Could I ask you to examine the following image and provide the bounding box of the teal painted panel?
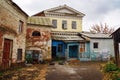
[67,43,79,59]
[86,42,90,54]
[69,45,78,58]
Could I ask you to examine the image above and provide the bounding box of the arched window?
[32,31,41,36]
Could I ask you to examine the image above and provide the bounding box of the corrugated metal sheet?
[27,17,52,26]
[81,32,111,39]
[51,31,88,41]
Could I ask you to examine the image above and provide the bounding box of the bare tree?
[90,23,114,34]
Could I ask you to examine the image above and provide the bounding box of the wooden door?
[2,39,13,69]
[69,45,78,58]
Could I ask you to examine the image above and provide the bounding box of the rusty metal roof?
[27,17,52,27]
[51,31,89,42]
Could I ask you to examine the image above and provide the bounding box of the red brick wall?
[26,25,52,60]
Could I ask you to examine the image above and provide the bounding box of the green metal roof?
[27,17,52,27]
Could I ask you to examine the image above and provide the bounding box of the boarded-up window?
[17,49,22,61]
[93,42,98,48]
[19,20,24,33]
[52,19,57,28]
[72,21,76,29]
[62,20,67,29]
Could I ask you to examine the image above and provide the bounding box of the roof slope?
[33,5,85,17]
[52,31,89,42]
[80,32,112,39]
[27,17,52,26]
[11,0,28,17]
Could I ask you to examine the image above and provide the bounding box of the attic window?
[32,31,41,36]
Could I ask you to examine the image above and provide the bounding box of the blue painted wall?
[52,40,66,57]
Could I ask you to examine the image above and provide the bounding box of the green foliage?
[0,72,3,76]
[111,71,120,80]
[104,62,118,72]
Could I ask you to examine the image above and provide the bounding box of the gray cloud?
[13,0,120,31]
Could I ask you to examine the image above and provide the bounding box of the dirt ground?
[0,61,105,80]
[46,61,104,80]
[0,64,47,80]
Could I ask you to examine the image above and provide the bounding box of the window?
[58,44,62,52]
[32,31,41,36]
[52,19,57,28]
[93,42,98,48]
[17,49,22,61]
[72,21,76,29]
[80,43,85,52]
[62,20,67,29]
[19,20,23,33]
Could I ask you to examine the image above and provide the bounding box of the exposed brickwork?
[0,0,28,68]
[26,25,52,60]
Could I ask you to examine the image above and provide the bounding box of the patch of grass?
[0,72,4,76]
[104,61,118,72]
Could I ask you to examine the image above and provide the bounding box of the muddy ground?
[0,61,105,80]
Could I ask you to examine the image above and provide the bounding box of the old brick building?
[0,0,28,69]
[26,17,52,63]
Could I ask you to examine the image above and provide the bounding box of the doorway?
[69,45,78,58]
[52,46,57,60]
[2,39,13,69]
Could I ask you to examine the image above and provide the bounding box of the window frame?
[80,42,85,52]
[32,31,41,36]
[52,19,57,28]
[93,42,99,49]
[72,21,77,29]
[17,49,22,61]
[19,20,24,33]
[62,20,67,29]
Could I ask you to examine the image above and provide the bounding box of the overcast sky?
[13,0,120,31]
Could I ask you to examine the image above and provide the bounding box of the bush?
[104,62,118,72]
[111,71,120,80]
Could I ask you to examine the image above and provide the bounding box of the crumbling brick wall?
[0,0,28,67]
[26,25,52,60]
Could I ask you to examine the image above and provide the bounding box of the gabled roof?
[34,5,85,17]
[27,17,52,27]
[80,32,112,39]
[11,0,28,17]
[111,27,120,35]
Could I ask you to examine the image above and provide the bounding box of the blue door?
[69,45,78,58]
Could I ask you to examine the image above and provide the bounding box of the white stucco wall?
[90,38,114,56]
